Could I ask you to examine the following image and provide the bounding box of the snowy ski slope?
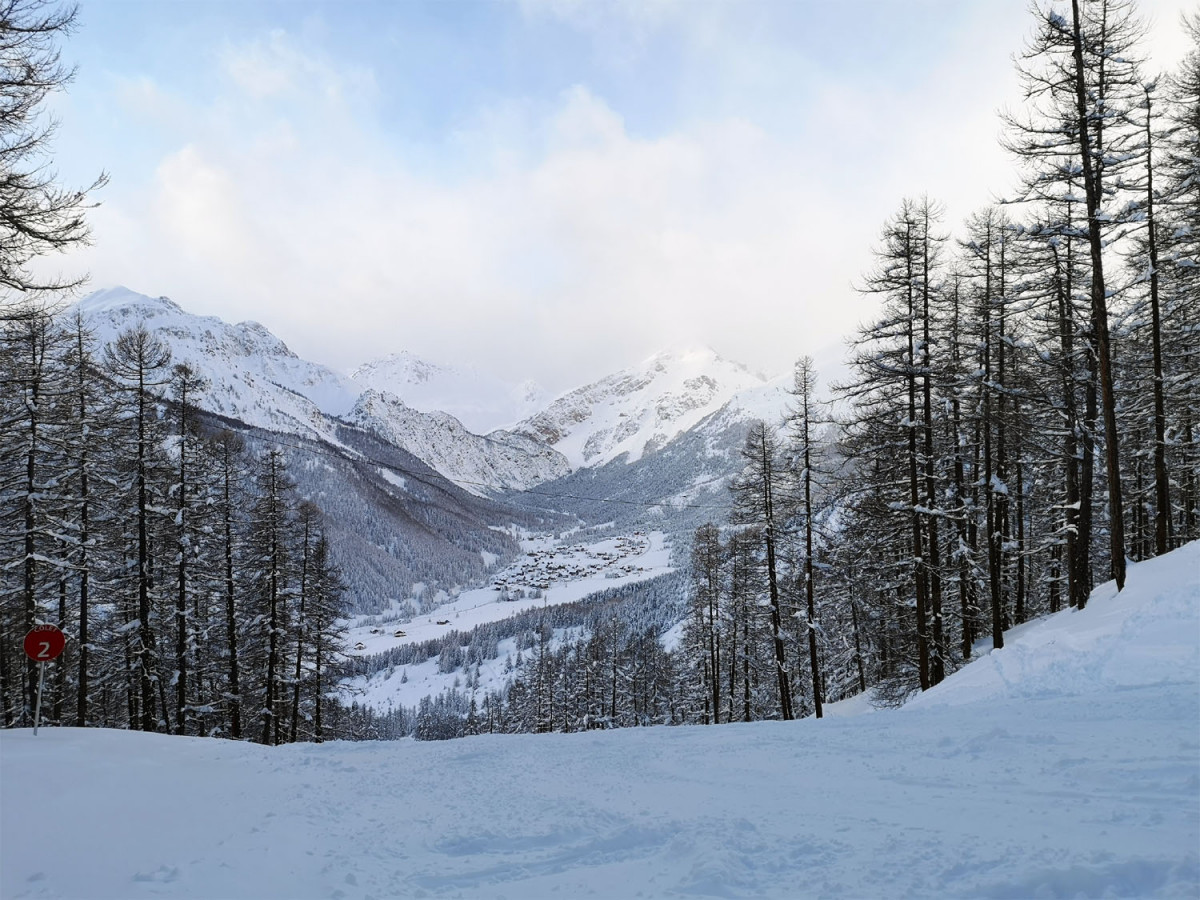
[2,542,1197,899]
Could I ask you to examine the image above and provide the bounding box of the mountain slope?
[506,375,791,534]
[907,540,1200,709]
[76,287,359,440]
[76,288,568,496]
[70,287,554,612]
[347,389,570,495]
[75,289,786,506]
[70,288,797,594]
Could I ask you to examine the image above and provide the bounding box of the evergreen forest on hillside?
[0,1,359,741]
[673,0,1199,723]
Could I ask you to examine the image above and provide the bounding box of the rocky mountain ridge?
[508,346,769,470]
[75,288,784,500]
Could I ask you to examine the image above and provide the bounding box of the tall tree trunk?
[1078,347,1099,608]
[1052,235,1084,610]
[135,368,157,732]
[54,564,66,723]
[996,233,1011,632]
[22,323,45,723]
[1070,0,1126,590]
[74,323,91,727]
[800,394,823,717]
[261,453,283,746]
[947,275,975,659]
[905,227,932,687]
[290,514,312,744]
[220,439,243,739]
[1142,87,1171,556]
[982,224,1005,649]
[174,380,190,735]
[759,430,794,720]
[919,216,944,685]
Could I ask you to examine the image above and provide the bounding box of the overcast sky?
[43,0,1194,393]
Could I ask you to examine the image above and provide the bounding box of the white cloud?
[69,62,876,389]
[220,28,377,105]
[53,2,1197,394]
[516,0,689,41]
[152,146,256,263]
[222,31,297,99]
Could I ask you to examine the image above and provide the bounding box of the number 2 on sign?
[37,641,51,659]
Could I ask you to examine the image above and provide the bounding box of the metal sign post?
[23,625,66,736]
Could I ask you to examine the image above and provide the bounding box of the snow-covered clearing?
[3,543,1198,899]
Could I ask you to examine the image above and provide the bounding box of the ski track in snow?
[2,543,1198,900]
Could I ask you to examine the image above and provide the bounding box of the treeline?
[0,309,353,742]
[680,0,1199,718]
[347,572,684,678]
[456,616,677,738]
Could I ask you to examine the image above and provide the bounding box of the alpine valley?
[70,286,793,712]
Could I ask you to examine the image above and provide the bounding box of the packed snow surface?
[3,544,1198,899]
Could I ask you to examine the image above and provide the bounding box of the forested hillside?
[0,310,358,738]
[672,0,1199,721]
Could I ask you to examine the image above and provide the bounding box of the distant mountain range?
[72,286,794,609]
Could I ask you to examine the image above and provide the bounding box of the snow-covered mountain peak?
[74,285,184,318]
[71,286,359,432]
[234,319,296,358]
[643,344,750,375]
[70,290,568,494]
[67,289,792,500]
[351,350,440,385]
[512,345,768,469]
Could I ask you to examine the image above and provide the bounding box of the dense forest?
[0,1,362,742]
[347,572,689,740]
[0,309,357,739]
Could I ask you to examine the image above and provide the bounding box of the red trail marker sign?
[23,625,66,735]
[24,625,65,662]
